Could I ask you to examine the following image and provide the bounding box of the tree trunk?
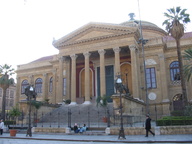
[176,39,188,108]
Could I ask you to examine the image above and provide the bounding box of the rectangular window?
[63,78,66,96]
[10,90,14,98]
[146,67,157,89]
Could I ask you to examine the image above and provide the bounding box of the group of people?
[73,123,87,133]
[0,115,153,137]
[0,119,4,135]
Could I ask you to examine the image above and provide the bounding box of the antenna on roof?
[137,0,149,115]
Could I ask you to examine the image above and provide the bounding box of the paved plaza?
[0,132,192,144]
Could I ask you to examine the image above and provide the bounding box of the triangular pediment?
[76,30,115,41]
[53,22,137,48]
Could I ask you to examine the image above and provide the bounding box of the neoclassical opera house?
[15,18,192,117]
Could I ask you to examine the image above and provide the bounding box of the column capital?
[28,75,33,78]
[83,52,91,58]
[58,56,67,62]
[52,69,57,74]
[129,44,138,51]
[43,73,47,77]
[98,49,106,55]
[70,54,78,60]
[158,54,165,60]
[113,47,121,53]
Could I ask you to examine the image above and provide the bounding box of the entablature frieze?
[59,38,136,56]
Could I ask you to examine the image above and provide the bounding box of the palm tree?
[163,7,190,107]
[183,48,192,81]
[0,64,15,120]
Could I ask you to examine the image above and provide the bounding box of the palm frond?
[176,6,181,14]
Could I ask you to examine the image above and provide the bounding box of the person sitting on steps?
[79,124,87,133]
[73,123,80,133]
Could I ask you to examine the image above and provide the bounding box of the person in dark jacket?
[145,115,155,137]
[73,123,79,133]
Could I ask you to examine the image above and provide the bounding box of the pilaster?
[42,73,48,101]
[15,77,21,106]
[158,54,170,115]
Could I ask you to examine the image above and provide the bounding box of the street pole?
[26,95,32,137]
[118,91,126,139]
[116,74,126,139]
[26,85,36,137]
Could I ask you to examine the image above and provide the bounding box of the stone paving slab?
[0,133,192,143]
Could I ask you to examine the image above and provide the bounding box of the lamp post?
[25,85,36,137]
[116,74,126,140]
[125,69,128,91]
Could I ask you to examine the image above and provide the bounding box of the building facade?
[0,85,16,110]
[15,19,192,117]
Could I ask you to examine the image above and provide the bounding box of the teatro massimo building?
[15,17,192,117]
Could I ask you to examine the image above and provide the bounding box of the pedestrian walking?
[145,114,155,137]
[0,119,4,135]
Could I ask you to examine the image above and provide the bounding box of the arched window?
[49,77,53,92]
[170,61,180,81]
[21,80,29,94]
[35,78,43,93]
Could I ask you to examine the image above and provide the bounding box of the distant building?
[0,84,16,110]
[15,18,192,118]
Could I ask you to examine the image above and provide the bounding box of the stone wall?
[108,126,192,135]
[33,127,66,133]
[32,125,192,135]
[112,94,146,116]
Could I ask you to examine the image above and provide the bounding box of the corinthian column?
[83,52,91,104]
[130,44,140,98]
[51,69,57,104]
[98,49,106,96]
[70,54,78,105]
[58,56,66,103]
[113,47,121,75]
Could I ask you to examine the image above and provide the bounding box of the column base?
[83,101,91,105]
[69,102,77,105]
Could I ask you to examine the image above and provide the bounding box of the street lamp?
[25,84,36,137]
[115,74,126,140]
[125,69,128,91]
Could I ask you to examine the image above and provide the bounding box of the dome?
[119,20,167,36]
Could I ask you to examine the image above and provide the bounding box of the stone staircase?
[40,102,114,131]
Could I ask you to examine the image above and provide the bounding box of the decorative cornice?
[59,26,132,44]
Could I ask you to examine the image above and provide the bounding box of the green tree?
[0,64,15,120]
[183,48,192,81]
[163,7,190,107]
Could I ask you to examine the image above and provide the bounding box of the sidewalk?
[0,132,192,143]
